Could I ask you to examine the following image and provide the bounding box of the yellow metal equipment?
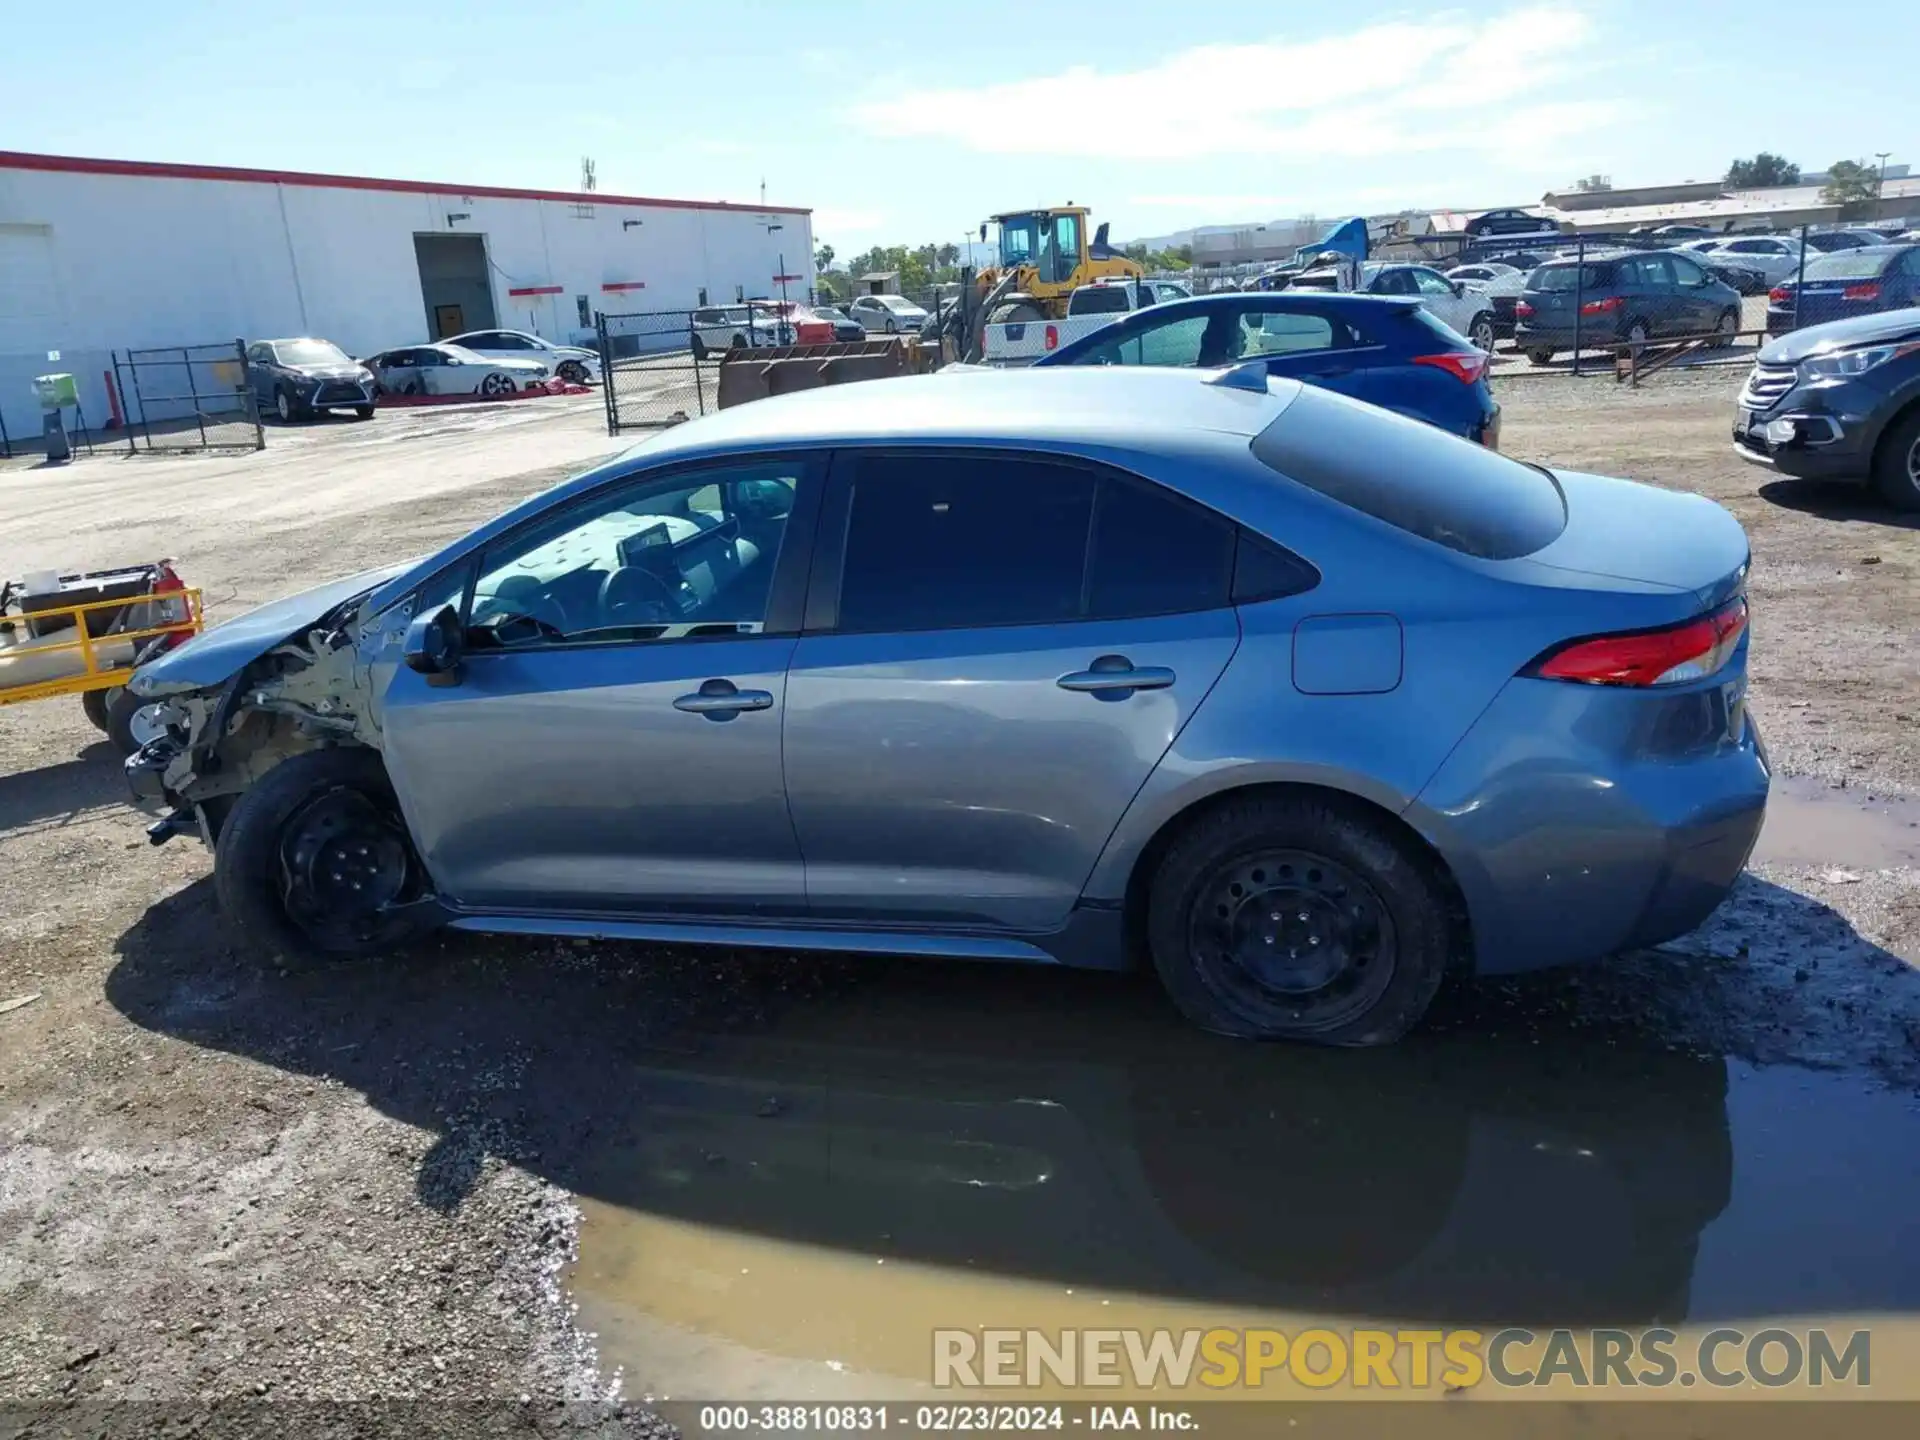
[976,206,1143,323]
[0,567,203,748]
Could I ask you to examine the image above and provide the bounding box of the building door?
[414,234,496,340]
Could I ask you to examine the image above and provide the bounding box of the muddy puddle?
[566,947,1920,1400]
[1751,774,1920,870]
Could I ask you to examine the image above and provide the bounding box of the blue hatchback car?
[126,369,1762,1046]
[1036,293,1501,447]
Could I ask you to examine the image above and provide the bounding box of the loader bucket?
[714,338,927,410]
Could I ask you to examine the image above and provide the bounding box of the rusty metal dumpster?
[715,337,929,410]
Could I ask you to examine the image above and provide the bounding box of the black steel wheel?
[1147,793,1453,1045]
[214,748,439,968]
[1187,849,1397,1029]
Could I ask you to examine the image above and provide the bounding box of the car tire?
[401,381,420,396]
[1145,793,1453,1046]
[103,685,153,757]
[1713,309,1739,348]
[557,360,589,384]
[213,747,437,970]
[81,687,112,733]
[273,385,301,423]
[1872,405,1920,512]
[690,335,708,361]
[1625,319,1650,356]
[729,335,746,351]
[1467,314,1496,351]
[884,317,898,334]
[480,372,515,397]
[353,404,375,420]
[1526,347,1555,365]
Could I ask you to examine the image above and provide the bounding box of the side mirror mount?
[404,604,464,687]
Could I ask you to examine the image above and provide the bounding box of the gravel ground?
[2,374,1917,1428]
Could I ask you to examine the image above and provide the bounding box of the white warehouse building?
[0,149,813,445]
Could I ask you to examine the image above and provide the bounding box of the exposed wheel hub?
[1190,849,1394,1027]
[282,789,409,934]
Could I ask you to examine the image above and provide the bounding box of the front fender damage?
[133,621,382,841]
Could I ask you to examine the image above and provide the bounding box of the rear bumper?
[1408,674,1769,975]
[1514,321,1620,350]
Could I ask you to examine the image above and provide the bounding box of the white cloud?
[850,5,1619,162]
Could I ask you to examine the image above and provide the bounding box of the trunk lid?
[1516,469,1748,608]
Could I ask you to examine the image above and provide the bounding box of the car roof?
[628,368,1306,460]
[360,369,1311,615]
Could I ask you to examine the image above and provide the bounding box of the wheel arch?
[1867,388,1920,479]
[1109,778,1475,975]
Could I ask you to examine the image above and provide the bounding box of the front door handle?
[1056,655,1176,693]
[673,679,774,716]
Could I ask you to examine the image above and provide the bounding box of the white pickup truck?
[979,278,1189,365]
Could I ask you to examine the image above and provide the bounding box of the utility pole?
[1875,151,1892,208]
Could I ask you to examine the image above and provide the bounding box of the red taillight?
[1044,324,1058,351]
[1768,286,1790,303]
[1514,300,1534,319]
[1413,351,1488,384]
[1843,282,1882,301]
[1530,598,1747,687]
[1579,295,1623,317]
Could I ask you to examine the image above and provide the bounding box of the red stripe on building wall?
[508,285,564,296]
[600,281,647,291]
[0,149,812,217]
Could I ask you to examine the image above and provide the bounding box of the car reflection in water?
[567,963,1732,1391]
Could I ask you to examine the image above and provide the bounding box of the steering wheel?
[598,565,679,627]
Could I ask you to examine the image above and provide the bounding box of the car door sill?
[444,909,1066,963]
[444,903,1130,970]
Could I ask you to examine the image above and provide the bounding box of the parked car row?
[245,327,599,421]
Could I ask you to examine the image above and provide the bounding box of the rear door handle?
[1056,656,1176,693]
[673,680,774,716]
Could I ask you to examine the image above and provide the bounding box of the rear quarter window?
[1250,387,1567,560]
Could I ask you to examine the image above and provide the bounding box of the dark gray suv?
[1515,250,1743,363]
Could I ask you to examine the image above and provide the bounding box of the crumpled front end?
[126,602,388,847]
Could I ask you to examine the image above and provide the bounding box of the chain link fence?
[111,341,264,451]
[595,310,708,433]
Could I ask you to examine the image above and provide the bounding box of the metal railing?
[0,585,205,706]
[111,340,264,452]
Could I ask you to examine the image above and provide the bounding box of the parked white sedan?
[363,344,550,397]
[848,294,930,333]
[444,329,601,384]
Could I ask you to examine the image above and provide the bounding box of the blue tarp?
[1293,217,1370,266]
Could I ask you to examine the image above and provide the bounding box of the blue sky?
[5,0,1912,253]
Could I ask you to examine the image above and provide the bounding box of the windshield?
[998,214,1039,268]
[273,339,351,366]
[1803,251,1898,281]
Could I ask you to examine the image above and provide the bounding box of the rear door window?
[830,453,1234,631]
[1251,386,1567,560]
